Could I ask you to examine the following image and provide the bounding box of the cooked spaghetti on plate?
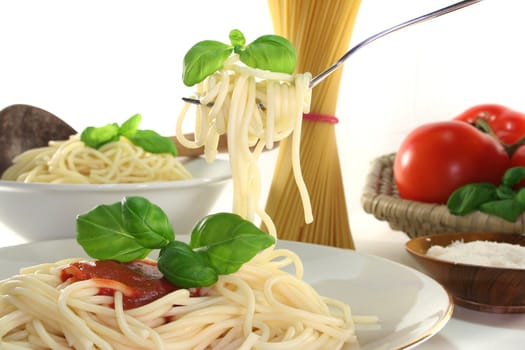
[0,247,363,349]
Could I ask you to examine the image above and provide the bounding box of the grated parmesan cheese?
[426,240,525,269]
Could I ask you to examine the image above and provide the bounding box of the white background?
[1,0,524,246]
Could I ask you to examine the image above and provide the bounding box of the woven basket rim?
[361,153,525,238]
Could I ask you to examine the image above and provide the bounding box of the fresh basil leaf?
[80,123,120,149]
[183,40,232,86]
[158,241,218,288]
[480,199,525,222]
[447,183,497,215]
[515,188,525,205]
[229,29,245,51]
[121,197,174,249]
[127,129,178,156]
[239,34,296,74]
[190,213,275,274]
[496,185,515,200]
[76,202,151,262]
[119,113,141,138]
[502,166,525,187]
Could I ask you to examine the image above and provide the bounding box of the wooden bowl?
[405,232,525,313]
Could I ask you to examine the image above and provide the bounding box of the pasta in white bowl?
[0,157,231,242]
[1,135,192,184]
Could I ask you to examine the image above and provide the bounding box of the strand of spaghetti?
[125,290,191,322]
[238,332,260,350]
[225,63,294,82]
[58,280,113,350]
[196,98,207,146]
[162,295,224,319]
[256,327,316,350]
[0,310,30,339]
[228,73,249,217]
[32,319,71,350]
[291,73,313,223]
[242,77,259,221]
[112,291,165,349]
[76,309,144,349]
[215,274,256,338]
[206,71,229,114]
[4,280,63,325]
[263,276,351,338]
[254,247,304,278]
[257,206,277,237]
[93,143,121,181]
[266,80,276,148]
[174,103,198,149]
[164,318,244,348]
[236,76,253,218]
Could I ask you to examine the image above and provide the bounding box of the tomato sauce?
[61,260,201,309]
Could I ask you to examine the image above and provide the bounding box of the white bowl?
[0,157,231,241]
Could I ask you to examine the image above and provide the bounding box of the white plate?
[0,239,452,350]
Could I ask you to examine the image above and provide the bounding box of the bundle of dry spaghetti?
[264,0,362,248]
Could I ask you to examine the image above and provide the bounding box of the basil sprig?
[80,114,178,156]
[447,167,525,222]
[76,196,275,288]
[182,29,296,86]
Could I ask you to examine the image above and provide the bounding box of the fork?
[183,0,483,106]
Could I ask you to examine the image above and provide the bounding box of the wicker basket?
[361,153,525,238]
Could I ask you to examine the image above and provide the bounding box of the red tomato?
[394,121,510,203]
[511,146,525,167]
[454,104,525,145]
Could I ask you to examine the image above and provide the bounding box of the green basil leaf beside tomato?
[501,166,525,187]
[447,167,525,222]
[480,199,525,222]
[182,40,233,86]
[447,183,497,216]
[76,202,151,262]
[121,196,174,249]
[515,187,525,205]
[239,34,296,74]
[158,241,218,288]
[190,213,275,274]
[496,185,515,200]
[127,129,178,156]
[510,147,525,187]
[80,123,120,149]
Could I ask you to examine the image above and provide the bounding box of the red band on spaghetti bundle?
[302,113,339,124]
